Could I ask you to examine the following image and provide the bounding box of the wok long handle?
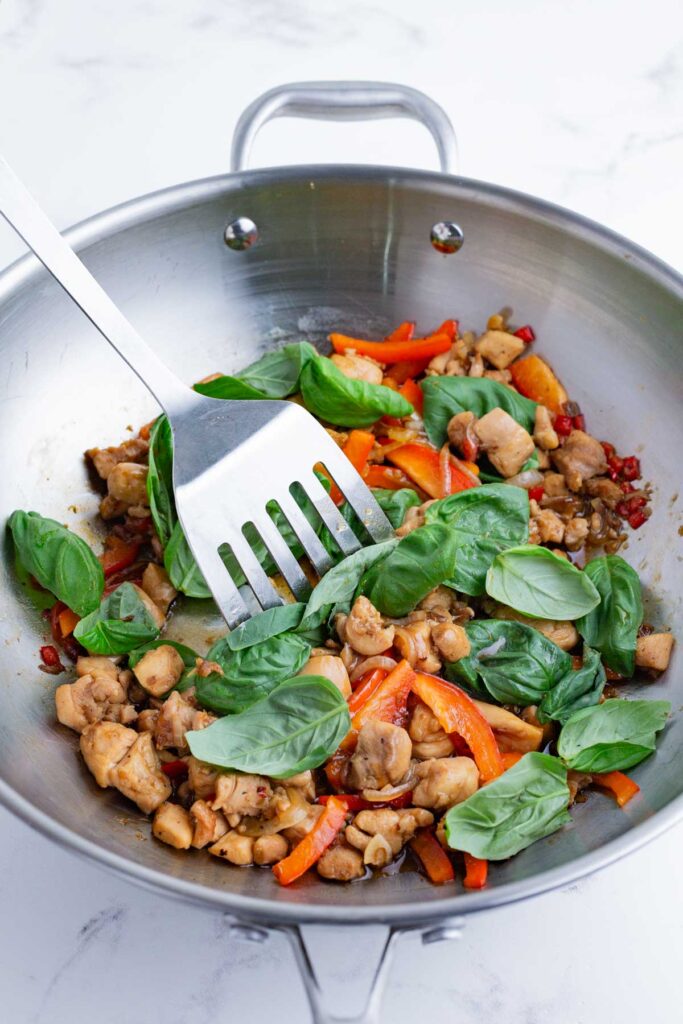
[230,81,459,175]
[0,155,196,418]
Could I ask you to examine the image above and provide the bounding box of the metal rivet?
[430,221,464,254]
[224,217,259,251]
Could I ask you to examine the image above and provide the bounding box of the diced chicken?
[75,656,119,678]
[136,708,159,733]
[431,621,470,663]
[533,405,560,450]
[109,731,172,813]
[253,834,289,865]
[584,477,623,507]
[408,702,454,759]
[475,329,525,370]
[535,508,565,544]
[152,802,193,850]
[298,654,351,698]
[473,700,544,753]
[79,721,137,787]
[491,604,578,651]
[211,773,273,818]
[154,691,196,751]
[419,586,464,615]
[447,410,476,450]
[474,408,535,478]
[346,808,434,863]
[187,756,219,800]
[282,803,324,844]
[347,721,412,790]
[342,596,395,656]
[133,645,185,698]
[520,705,555,747]
[330,352,384,384]
[543,472,568,497]
[395,499,435,537]
[55,671,137,734]
[394,619,441,673]
[317,841,366,881]
[412,756,479,811]
[563,517,589,551]
[484,369,513,385]
[208,830,254,865]
[567,770,593,805]
[190,799,228,849]
[279,770,316,801]
[141,563,177,615]
[636,633,675,673]
[468,353,485,377]
[107,462,148,506]
[130,584,166,630]
[551,430,608,492]
[86,437,149,480]
[99,495,128,520]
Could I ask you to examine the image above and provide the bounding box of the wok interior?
[0,168,680,916]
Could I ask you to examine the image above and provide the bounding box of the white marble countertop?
[0,1,681,1021]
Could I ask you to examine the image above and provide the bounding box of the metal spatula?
[0,156,393,626]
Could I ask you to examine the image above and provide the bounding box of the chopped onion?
[361,773,415,803]
[505,468,544,490]
[350,655,397,682]
[238,787,310,836]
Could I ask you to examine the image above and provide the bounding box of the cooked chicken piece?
[152,802,193,850]
[427,340,465,375]
[347,721,412,790]
[419,586,461,615]
[468,353,485,377]
[136,708,160,733]
[342,596,395,656]
[473,700,544,753]
[543,471,569,497]
[55,671,137,734]
[154,691,196,751]
[141,563,177,615]
[253,834,289,865]
[133,645,185,698]
[346,808,434,863]
[393,619,441,673]
[75,656,119,678]
[209,830,254,865]
[130,584,166,630]
[636,633,675,673]
[317,841,366,881]
[79,721,137,787]
[190,799,228,849]
[107,462,148,506]
[282,803,324,843]
[395,498,435,537]
[298,654,351,698]
[431,622,471,663]
[533,405,560,450]
[534,508,565,544]
[584,477,623,507]
[99,495,128,520]
[109,731,172,813]
[484,369,513,385]
[474,408,535,478]
[86,437,149,480]
[563,517,589,551]
[567,770,593,805]
[211,773,273,818]
[552,430,608,492]
[447,410,476,450]
[187,756,219,800]
[412,756,479,811]
[475,329,525,370]
[535,448,551,469]
[520,705,555,746]
[408,702,454,759]
[490,604,579,651]
[330,352,384,384]
[279,770,316,801]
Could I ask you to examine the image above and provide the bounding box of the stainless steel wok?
[0,82,681,1022]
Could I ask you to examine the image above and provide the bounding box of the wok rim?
[1,163,681,925]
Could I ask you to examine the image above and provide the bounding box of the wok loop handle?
[230,81,459,175]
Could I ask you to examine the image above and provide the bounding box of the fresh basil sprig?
[201,632,311,714]
[187,675,351,777]
[445,752,571,859]
[321,487,421,562]
[359,523,458,617]
[486,546,601,621]
[164,521,212,598]
[537,644,605,724]
[576,555,643,677]
[74,582,161,654]
[420,376,537,448]
[446,619,572,705]
[8,510,104,616]
[194,342,317,400]
[300,356,413,427]
[146,416,176,548]
[425,484,529,596]
[222,603,307,651]
[557,698,670,772]
[301,538,398,628]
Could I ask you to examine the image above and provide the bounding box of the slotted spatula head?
[171,393,394,627]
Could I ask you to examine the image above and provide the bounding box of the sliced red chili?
[572,413,586,431]
[40,645,63,669]
[621,456,641,481]
[600,441,616,458]
[628,509,648,530]
[513,325,536,343]
[161,759,189,780]
[528,485,544,502]
[554,415,573,436]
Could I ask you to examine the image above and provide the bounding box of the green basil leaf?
[74,581,160,654]
[300,356,413,428]
[445,752,571,859]
[537,644,606,724]
[301,538,398,628]
[12,547,57,611]
[223,603,307,651]
[187,675,351,777]
[557,698,670,772]
[445,619,572,705]
[128,637,200,692]
[576,556,643,677]
[486,545,601,620]
[200,632,311,714]
[193,376,267,400]
[421,376,537,448]
[8,510,104,617]
[321,487,421,562]
[163,521,212,598]
[425,484,529,596]
[194,342,318,400]
[146,415,176,548]
[360,523,458,617]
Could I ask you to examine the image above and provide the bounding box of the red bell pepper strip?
[58,607,80,638]
[410,830,455,885]
[329,332,452,365]
[501,751,524,771]
[592,771,640,807]
[351,660,415,732]
[384,358,432,384]
[386,442,478,499]
[100,535,142,577]
[328,429,375,505]
[399,378,423,415]
[430,319,459,341]
[318,790,413,811]
[348,668,388,706]
[362,464,417,492]
[386,321,415,342]
[463,853,488,889]
[412,673,504,782]
[272,795,348,885]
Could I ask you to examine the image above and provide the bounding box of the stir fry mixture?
[10,314,675,889]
